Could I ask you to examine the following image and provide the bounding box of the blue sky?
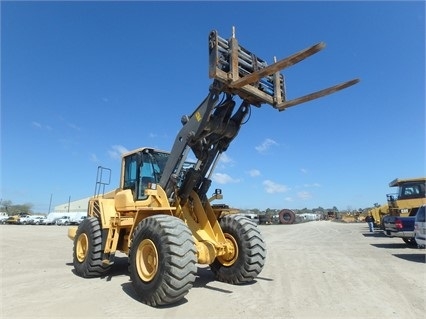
[1,1,425,213]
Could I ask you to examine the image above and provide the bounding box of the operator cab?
[397,182,426,200]
[121,148,169,200]
[121,148,195,201]
[387,178,426,202]
[386,177,426,216]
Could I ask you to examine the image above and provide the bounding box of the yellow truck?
[370,177,426,228]
[387,177,426,216]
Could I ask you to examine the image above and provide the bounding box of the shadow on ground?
[371,243,415,249]
[67,256,129,279]
[393,253,426,263]
[362,231,387,238]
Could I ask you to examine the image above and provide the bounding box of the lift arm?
[159,28,359,205]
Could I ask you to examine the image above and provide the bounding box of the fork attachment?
[208,27,359,110]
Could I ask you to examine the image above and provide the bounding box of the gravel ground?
[1,221,425,318]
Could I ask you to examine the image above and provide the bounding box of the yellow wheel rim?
[136,239,159,282]
[218,234,239,267]
[76,233,89,263]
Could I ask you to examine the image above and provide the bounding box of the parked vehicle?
[5,216,19,224]
[386,177,426,216]
[5,213,30,225]
[0,212,8,224]
[370,177,426,229]
[29,216,47,225]
[40,217,55,225]
[414,205,426,247]
[56,216,71,226]
[383,208,418,246]
[18,215,32,225]
[70,215,86,225]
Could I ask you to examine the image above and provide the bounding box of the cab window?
[416,206,425,222]
[399,182,425,199]
[123,154,138,193]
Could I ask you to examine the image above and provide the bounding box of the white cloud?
[303,183,321,188]
[212,173,240,184]
[255,138,278,153]
[297,191,312,200]
[219,153,234,164]
[32,121,42,128]
[248,169,261,177]
[263,180,289,194]
[300,168,308,174]
[32,121,52,130]
[90,153,99,163]
[68,123,81,131]
[108,145,128,160]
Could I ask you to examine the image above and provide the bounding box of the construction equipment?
[387,177,426,216]
[369,204,389,228]
[370,177,426,228]
[67,27,359,306]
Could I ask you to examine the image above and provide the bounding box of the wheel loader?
[67,27,359,306]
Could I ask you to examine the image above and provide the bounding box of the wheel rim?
[217,233,239,266]
[136,239,159,282]
[76,233,89,263]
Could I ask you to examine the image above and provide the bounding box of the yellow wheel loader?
[68,27,359,306]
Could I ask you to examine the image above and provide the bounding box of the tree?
[0,200,33,215]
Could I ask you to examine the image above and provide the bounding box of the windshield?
[416,206,425,222]
[123,150,195,200]
[398,182,426,199]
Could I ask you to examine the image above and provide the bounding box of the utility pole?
[67,196,71,213]
[48,194,52,214]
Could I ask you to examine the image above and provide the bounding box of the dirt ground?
[1,221,425,319]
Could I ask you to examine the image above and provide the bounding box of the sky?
[1,1,425,213]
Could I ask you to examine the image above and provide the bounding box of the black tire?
[403,237,418,247]
[73,217,111,277]
[258,214,268,225]
[279,209,296,224]
[210,215,266,284]
[129,215,197,307]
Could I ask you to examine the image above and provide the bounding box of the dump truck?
[371,177,426,228]
[386,177,426,216]
[68,27,359,306]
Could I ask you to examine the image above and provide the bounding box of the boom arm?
[159,28,359,205]
[159,81,249,204]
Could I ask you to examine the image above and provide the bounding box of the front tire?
[73,217,111,277]
[211,215,266,284]
[403,237,418,247]
[129,215,197,307]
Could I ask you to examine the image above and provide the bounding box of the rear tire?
[211,215,266,284]
[129,215,197,307]
[403,237,418,247]
[73,217,111,277]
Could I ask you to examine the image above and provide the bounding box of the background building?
[45,197,91,224]
[54,197,90,213]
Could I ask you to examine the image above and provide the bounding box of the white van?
[414,205,426,247]
[0,212,8,224]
